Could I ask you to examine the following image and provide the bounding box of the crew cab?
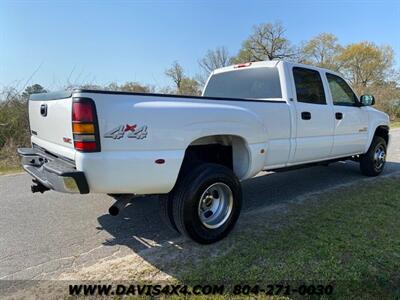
[18,61,390,244]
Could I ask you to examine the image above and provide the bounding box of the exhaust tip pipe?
[108,194,134,216]
[108,205,119,216]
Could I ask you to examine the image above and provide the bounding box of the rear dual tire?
[159,163,242,244]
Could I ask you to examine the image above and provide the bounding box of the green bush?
[0,89,31,168]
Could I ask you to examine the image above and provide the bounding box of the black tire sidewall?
[361,136,387,176]
[159,194,179,232]
[175,164,242,244]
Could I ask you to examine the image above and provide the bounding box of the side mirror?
[360,95,375,106]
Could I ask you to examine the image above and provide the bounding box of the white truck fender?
[180,106,269,180]
[364,109,390,153]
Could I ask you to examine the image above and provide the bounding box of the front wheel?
[360,136,387,176]
[171,163,242,244]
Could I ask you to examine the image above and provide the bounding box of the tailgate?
[29,91,75,159]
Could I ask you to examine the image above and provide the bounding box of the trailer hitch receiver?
[31,180,50,194]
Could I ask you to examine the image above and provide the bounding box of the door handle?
[40,104,48,117]
[335,112,343,120]
[301,111,311,120]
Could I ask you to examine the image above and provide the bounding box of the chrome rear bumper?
[17,147,89,194]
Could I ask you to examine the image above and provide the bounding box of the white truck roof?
[212,60,280,75]
[212,60,345,85]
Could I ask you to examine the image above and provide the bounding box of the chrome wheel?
[198,182,233,229]
[373,144,386,170]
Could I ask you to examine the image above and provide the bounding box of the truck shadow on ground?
[96,160,400,278]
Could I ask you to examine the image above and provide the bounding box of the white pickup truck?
[18,61,390,243]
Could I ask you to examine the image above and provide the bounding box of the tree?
[179,78,201,96]
[197,47,231,86]
[165,61,184,90]
[232,21,296,63]
[165,61,200,95]
[356,80,400,120]
[117,82,154,93]
[337,42,394,88]
[157,86,175,95]
[21,84,47,99]
[300,33,343,70]
[198,46,231,74]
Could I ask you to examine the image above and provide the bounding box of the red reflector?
[72,102,94,122]
[74,141,98,152]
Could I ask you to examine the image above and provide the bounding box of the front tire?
[360,136,387,176]
[171,163,242,244]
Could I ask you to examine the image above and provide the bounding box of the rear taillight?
[72,98,101,152]
[72,102,94,122]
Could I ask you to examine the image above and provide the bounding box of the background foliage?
[1,21,399,169]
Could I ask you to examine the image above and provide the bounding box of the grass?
[29,174,399,299]
[391,121,400,128]
[0,155,22,175]
[0,165,22,175]
[180,176,400,299]
[0,143,23,175]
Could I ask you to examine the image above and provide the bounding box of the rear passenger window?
[293,67,326,105]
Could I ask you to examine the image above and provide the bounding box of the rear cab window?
[203,67,282,100]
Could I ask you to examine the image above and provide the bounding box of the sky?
[0,0,399,91]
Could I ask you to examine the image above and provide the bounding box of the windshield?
[203,67,282,99]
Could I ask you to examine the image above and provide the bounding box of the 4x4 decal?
[104,124,148,139]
